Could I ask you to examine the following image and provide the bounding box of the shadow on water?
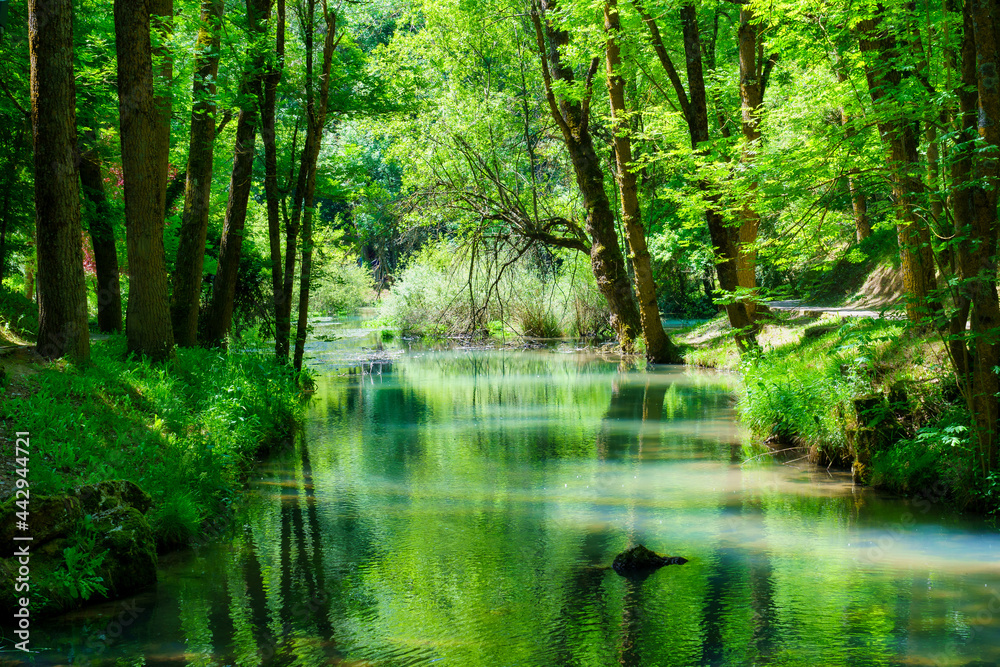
[13,343,1000,666]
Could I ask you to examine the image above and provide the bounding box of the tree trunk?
[736,7,770,322]
[172,0,223,346]
[531,0,642,353]
[263,0,285,359]
[680,3,756,348]
[115,0,174,361]
[964,0,1000,473]
[857,10,938,323]
[79,131,123,333]
[835,89,871,241]
[603,0,680,363]
[293,0,338,372]
[205,0,269,347]
[29,0,90,361]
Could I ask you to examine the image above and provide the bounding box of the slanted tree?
[531,0,642,353]
[262,0,286,359]
[293,0,340,372]
[29,0,89,361]
[115,0,174,360]
[632,0,756,349]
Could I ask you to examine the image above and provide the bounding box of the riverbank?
[678,310,998,518]
[0,331,304,616]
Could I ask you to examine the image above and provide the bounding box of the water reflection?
[20,350,1000,666]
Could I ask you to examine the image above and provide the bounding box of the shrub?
[376,238,608,339]
[312,261,374,315]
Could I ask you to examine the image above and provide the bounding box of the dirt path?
[766,299,904,319]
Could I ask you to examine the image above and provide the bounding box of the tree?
[172,0,224,347]
[205,0,270,347]
[29,0,89,361]
[856,5,938,323]
[79,129,123,333]
[603,0,680,362]
[292,0,340,372]
[531,0,642,353]
[115,0,174,361]
[632,0,757,349]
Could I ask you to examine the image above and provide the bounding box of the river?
[22,327,1000,666]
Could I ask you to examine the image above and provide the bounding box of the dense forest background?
[4,0,1000,477]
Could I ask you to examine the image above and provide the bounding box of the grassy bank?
[679,312,997,517]
[1,333,303,547]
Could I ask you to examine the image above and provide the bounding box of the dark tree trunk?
[29,0,90,361]
[172,0,223,346]
[263,0,285,359]
[531,0,642,353]
[293,0,338,372]
[115,0,174,361]
[205,0,269,347]
[955,0,1000,473]
[635,0,755,348]
[79,131,123,333]
[603,0,680,363]
[680,3,756,347]
[736,7,775,322]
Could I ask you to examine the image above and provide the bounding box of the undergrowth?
[0,330,303,548]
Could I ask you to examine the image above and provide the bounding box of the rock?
[93,505,157,597]
[0,479,157,617]
[612,545,687,577]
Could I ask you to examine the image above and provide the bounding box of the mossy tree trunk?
[29,0,90,361]
[115,0,174,361]
[172,0,224,347]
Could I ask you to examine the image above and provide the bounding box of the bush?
[312,261,374,315]
[376,238,609,339]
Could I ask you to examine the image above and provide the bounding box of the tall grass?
[376,238,610,338]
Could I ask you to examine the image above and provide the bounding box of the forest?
[3,0,1000,661]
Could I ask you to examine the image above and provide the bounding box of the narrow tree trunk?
[205,0,269,347]
[172,0,223,346]
[680,3,756,348]
[836,97,871,241]
[531,0,642,353]
[263,0,286,359]
[79,131,123,333]
[29,0,90,361]
[603,0,680,363]
[115,0,174,361]
[293,0,338,372]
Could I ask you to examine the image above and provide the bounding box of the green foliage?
[376,238,609,339]
[43,515,108,606]
[738,318,908,453]
[869,413,974,495]
[0,284,38,339]
[0,334,303,547]
[312,261,375,315]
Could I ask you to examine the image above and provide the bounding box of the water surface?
[19,340,1000,666]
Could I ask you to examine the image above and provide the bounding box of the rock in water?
[612,545,688,576]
